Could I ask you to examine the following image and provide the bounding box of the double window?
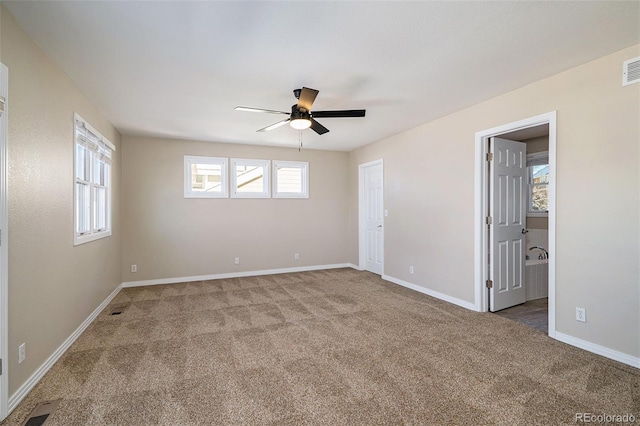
[184,156,309,199]
[74,114,114,245]
[527,151,549,216]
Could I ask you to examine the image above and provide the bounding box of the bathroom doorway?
[474,112,556,337]
[493,125,550,332]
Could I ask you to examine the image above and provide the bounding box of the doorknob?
[377,225,382,228]
[522,228,528,234]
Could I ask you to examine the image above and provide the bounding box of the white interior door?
[489,137,527,311]
[363,162,383,274]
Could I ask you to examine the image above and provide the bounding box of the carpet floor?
[2,269,638,425]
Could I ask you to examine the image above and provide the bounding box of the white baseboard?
[7,283,123,413]
[382,274,478,311]
[554,332,640,369]
[122,263,354,288]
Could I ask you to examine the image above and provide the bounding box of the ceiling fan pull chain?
[299,130,303,151]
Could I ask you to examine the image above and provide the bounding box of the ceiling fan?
[235,87,366,135]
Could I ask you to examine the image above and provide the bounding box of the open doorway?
[474,112,556,338]
[492,125,550,333]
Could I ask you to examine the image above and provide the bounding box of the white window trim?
[230,158,270,198]
[73,113,114,246]
[527,151,549,217]
[184,156,229,198]
[272,160,309,199]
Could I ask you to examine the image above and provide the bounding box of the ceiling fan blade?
[311,109,366,118]
[235,106,289,115]
[257,118,290,132]
[310,118,329,135]
[297,87,319,111]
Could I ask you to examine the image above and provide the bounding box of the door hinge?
[486,279,493,289]
[486,216,492,225]
[486,152,493,161]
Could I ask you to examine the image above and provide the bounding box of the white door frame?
[474,111,557,338]
[358,159,384,272]
[0,62,9,419]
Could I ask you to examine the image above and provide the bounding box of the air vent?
[109,303,129,316]
[21,399,61,426]
[622,56,640,86]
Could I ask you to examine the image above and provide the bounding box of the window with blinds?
[74,113,115,245]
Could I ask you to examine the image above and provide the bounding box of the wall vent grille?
[622,56,640,86]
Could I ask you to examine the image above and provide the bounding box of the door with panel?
[489,137,527,311]
[364,163,383,274]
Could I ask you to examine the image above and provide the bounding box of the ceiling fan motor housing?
[291,104,310,119]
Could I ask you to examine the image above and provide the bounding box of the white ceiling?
[4,1,639,151]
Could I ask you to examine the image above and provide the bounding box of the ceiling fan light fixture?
[290,118,312,130]
[236,87,365,136]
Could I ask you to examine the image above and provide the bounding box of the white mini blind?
[526,151,548,167]
[74,115,115,162]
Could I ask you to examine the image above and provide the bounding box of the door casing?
[358,159,384,273]
[474,111,557,338]
[0,62,9,420]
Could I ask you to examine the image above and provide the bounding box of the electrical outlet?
[409,266,414,274]
[576,307,586,323]
[18,343,25,364]
[235,257,240,265]
[131,264,137,273]
[294,253,300,260]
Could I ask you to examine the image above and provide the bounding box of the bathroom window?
[527,151,549,216]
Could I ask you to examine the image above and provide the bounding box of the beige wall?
[1,8,122,395]
[121,136,350,282]
[525,135,549,154]
[349,45,640,358]
[526,217,548,230]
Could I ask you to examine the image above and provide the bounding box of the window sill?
[230,193,271,199]
[184,193,228,199]
[273,193,309,199]
[74,230,111,246]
